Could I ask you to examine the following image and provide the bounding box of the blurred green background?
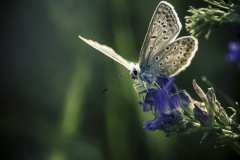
[1,0,240,159]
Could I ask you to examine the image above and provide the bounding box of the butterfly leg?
[133,83,140,93]
[143,81,149,92]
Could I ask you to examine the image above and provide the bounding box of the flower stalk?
[185,0,240,38]
[139,77,240,150]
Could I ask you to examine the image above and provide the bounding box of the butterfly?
[79,1,198,92]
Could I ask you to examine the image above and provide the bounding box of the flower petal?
[179,90,194,116]
[193,105,215,126]
[143,118,162,131]
[139,92,154,112]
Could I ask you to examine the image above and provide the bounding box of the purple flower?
[225,42,240,69]
[154,88,182,124]
[193,105,215,126]
[139,92,154,112]
[143,118,162,131]
[139,76,184,134]
[179,90,194,116]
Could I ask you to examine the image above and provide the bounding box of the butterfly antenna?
[102,70,129,93]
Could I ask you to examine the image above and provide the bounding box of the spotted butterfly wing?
[148,36,198,77]
[139,1,182,68]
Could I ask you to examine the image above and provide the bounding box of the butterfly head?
[129,63,140,80]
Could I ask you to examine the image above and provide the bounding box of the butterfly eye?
[133,70,138,76]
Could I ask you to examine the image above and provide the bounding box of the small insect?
[79,1,198,92]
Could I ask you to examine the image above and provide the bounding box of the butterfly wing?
[148,36,198,77]
[79,35,133,70]
[139,1,182,67]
